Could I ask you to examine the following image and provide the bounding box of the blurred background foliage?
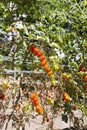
[0,0,87,69]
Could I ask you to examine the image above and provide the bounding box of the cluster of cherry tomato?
[30,92,43,114]
[29,45,53,78]
[61,73,72,102]
[62,92,72,102]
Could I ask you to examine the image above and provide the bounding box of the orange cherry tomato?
[33,48,39,55]
[30,92,37,100]
[39,55,45,62]
[44,64,51,72]
[62,92,72,101]
[48,71,53,76]
[40,60,47,66]
[36,105,43,114]
[83,75,87,82]
[37,51,43,57]
[32,97,39,106]
[64,96,72,101]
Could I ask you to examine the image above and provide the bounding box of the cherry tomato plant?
[0,0,87,130]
